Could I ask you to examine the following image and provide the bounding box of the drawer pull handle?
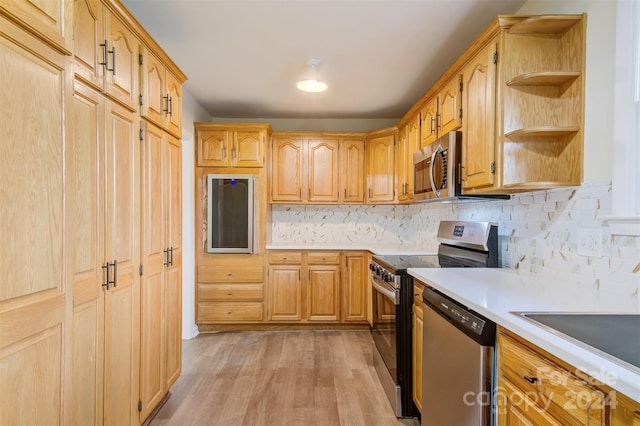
[523,375,538,384]
[227,292,232,296]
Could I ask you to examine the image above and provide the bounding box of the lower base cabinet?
[267,251,368,324]
[497,327,640,426]
[196,255,266,323]
[412,292,424,413]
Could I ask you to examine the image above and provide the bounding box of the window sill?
[604,216,640,236]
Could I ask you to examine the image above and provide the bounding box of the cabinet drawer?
[198,284,263,301]
[197,302,263,322]
[306,252,340,265]
[499,332,605,426]
[268,252,302,264]
[197,265,263,283]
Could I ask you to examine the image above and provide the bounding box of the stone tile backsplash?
[271,181,640,301]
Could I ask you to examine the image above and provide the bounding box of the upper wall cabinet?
[196,123,271,168]
[1,0,69,50]
[461,14,586,194]
[270,133,365,204]
[140,46,183,138]
[461,40,498,191]
[74,0,139,111]
[366,131,396,203]
[397,114,419,202]
[420,75,462,148]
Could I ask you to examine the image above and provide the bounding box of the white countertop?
[407,267,640,403]
[266,243,433,256]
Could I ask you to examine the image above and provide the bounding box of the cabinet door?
[104,9,138,110]
[233,130,264,167]
[0,21,67,425]
[67,80,104,426]
[341,253,366,322]
[308,139,339,202]
[497,379,563,426]
[140,48,166,130]
[166,72,182,138]
[420,96,438,147]
[406,113,420,199]
[271,138,303,202]
[307,265,340,322]
[104,100,140,426]
[412,301,423,413]
[462,41,497,191]
[139,121,165,421]
[339,139,365,202]
[73,0,104,89]
[396,126,409,202]
[438,74,462,135]
[197,129,229,167]
[164,134,182,389]
[268,265,302,321]
[1,0,67,49]
[367,135,395,203]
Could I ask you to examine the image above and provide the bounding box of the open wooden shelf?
[506,71,581,87]
[508,15,582,35]
[505,126,580,139]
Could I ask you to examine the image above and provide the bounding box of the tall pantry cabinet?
[0,6,71,425]
[0,0,186,424]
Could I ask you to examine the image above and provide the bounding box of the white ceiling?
[122,0,526,120]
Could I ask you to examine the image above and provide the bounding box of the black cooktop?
[522,313,640,371]
[372,255,442,275]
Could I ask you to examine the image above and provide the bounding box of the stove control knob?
[369,263,375,271]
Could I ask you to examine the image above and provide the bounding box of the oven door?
[370,273,399,381]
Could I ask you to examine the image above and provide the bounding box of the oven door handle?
[371,276,398,305]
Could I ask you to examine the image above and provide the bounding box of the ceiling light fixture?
[297,58,328,93]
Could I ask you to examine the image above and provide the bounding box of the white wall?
[210,117,398,132]
[181,90,210,339]
[516,0,617,183]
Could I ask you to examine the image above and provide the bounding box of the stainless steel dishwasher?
[422,287,496,426]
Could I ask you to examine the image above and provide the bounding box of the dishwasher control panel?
[423,287,488,337]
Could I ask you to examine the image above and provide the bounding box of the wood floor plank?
[149,330,419,426]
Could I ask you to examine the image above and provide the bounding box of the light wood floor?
[149,330,420,426]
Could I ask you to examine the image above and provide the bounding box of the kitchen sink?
[513,312,640,372]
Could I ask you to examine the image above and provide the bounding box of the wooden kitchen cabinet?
[268,253,303,321]
[67,78,141,426]
[461,39,498,191]
[366,130,396,203]
[497,328,607,426]
[139,121,182,421]
[461,15,585,194]
[497,328,640,426]
[397,113,419,203]
[341,252,368,323]
[1,0,68,50]
[197,255,265,323]
[340,139,366,203]
[140,46,183,138]
[270,133,365,204]
[267,251,344,323]
[74,0,139,111]
[412,281,427,413]
[420,75,462,148]
[1,16,69,424]
[308,138,340,202]
[196,123,270,168]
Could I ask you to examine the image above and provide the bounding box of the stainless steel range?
[370,221,499,418]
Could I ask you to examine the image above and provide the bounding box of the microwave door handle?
[430,144,442,197]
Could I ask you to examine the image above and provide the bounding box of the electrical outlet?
[577,227,603,257]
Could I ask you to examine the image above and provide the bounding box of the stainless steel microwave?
[413,131,462,203]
